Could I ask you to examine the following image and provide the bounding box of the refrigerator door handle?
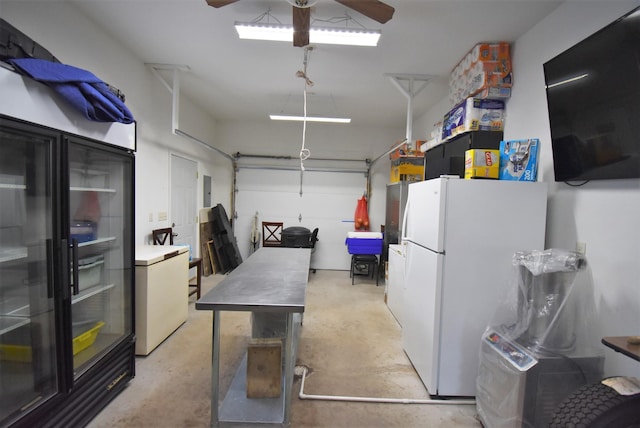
[70,238,79,296]
[46,238,55,299]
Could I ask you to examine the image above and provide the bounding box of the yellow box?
[0,344,32,362]
[390,165,424,183]
[72,321,105,355]
[390,157,424,183]
[465,149,499,179]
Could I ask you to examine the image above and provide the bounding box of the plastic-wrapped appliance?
[476,249,604,428]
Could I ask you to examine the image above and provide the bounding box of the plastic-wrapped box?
[442,98,505,141]
[449,42,512,105]
[499,139,539,181]
[345,231,383,255]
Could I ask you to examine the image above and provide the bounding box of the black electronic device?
[543,6,640,181]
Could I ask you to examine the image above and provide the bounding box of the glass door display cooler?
[0,65,136,427]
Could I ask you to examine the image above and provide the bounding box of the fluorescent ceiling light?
[270,114,351,123]
[235,22,381,46]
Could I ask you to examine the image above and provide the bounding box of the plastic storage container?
[77,255,104,290]
[345,231,383,255]
[70,220,97,243]
[281,227,311,248]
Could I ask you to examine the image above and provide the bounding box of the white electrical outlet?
[576,241,587,256]
[148,213,153,222]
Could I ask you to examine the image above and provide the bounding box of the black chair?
[308,228,319,274]
[350,254,379,286]
[151,227,202,299]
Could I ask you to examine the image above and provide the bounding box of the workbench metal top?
[195,247,311,313]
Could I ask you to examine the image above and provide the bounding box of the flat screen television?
[543,6,640,181]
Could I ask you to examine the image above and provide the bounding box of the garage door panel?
[234,168,366,269]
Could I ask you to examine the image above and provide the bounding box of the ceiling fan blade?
[293,6,310,47]
[205,0,240,8]
[334,0,395,24]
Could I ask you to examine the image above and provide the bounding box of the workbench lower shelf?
[219,313,301,426]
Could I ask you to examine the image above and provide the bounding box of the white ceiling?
[71,0,562,128]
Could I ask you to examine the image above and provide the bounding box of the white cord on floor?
[297,366,476,405]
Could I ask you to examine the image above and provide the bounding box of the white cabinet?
[134,245,189,355]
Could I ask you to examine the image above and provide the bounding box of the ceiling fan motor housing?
[289,0,318,8]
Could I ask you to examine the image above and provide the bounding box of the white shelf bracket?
[386,73,434,143]
[146,63,234,161]
[147,63,190,133]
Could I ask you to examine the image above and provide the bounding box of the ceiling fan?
[205,0,395,47]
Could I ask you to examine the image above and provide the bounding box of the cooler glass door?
[0,120,59,425]
[67,137,133,378]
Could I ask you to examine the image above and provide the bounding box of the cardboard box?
[389,141,424,159]
[448,42,512,105]
[465,149,499,179]
[247,338,282,398]
[442,98,505,141]
[499,139,539,181]
[390,157,424,183]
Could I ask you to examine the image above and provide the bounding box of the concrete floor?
[88,270,481,428]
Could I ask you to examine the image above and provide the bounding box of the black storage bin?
[425,156,465,180]
[282,227,311,248]
[443,130,503,159]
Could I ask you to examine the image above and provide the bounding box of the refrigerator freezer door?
[403,179,447,252]
[402,242,443,395]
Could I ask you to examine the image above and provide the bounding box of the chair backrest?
[309,228,319,248]
[262,222,283,247]
[152,227,174,245]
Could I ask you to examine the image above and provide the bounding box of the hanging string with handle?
[297,46,313,173]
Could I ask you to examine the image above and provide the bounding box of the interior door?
[0,120,59,425]
[170,154,197,257]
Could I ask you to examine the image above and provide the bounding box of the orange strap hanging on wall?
[354,195,370,231]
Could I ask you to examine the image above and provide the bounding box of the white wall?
[417,0,640,379]
[2,1,232,253]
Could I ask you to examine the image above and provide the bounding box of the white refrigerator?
[401,177,547,397]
